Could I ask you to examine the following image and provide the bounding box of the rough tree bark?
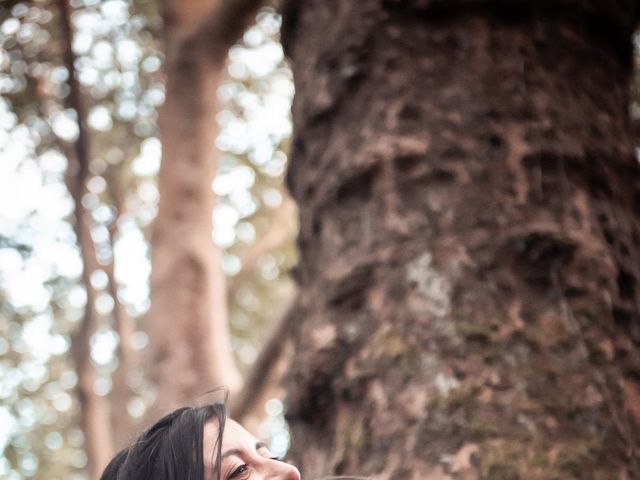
[147,0,263,410]
[282,1,640,479]
[58,0,113,477]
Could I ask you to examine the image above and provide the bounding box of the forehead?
[202,419,259,478]
[225,419,256,444]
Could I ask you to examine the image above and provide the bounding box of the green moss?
[485,463,520,480]
[381,332,408,359]
[556,439,604,476]
[331,407,366,473]
[452,310,495,339]
[366,327,408,360]
[363,326,429,380]
[475,436,609,480]
[467,415,504,442]
[567,300,606,325]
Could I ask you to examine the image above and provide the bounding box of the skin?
[204,419,301,480]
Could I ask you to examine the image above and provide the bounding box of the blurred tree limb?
[146,0,266,412]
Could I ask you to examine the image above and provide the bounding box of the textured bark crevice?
[146,0,264,412]
[283,1,640,479]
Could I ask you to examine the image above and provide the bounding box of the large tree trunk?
[147,0,262,409]
[282,2,640,478]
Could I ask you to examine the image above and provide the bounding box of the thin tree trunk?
[283,1,640,478]
[147,0,263,410]
[106,233,136,448]
[105,181,136,448]
[57,0,113,477]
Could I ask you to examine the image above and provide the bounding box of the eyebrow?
[221,442,268,459]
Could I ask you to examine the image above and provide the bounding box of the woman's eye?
[229,464,248,479]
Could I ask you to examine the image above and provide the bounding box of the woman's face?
[203,418,301,480]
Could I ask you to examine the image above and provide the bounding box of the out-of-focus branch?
[166,0,267,65]
[227,194,296,300]
[228,195,297,421]
[57,0,114,477]
[104,171,137,448]
[229,304,295,422]
[195,0,269,64]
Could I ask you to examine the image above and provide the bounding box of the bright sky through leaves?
[1,1,294,477]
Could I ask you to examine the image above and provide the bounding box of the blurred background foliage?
[0,0,295,478]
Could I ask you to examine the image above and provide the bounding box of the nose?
[265,458,301,480]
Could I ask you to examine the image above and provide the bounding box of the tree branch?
[229,304,295,421]
[228,194,296,420]
[227,194,296,300]
[177,0,267,65]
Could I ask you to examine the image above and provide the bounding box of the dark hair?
[100,403,227,480]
